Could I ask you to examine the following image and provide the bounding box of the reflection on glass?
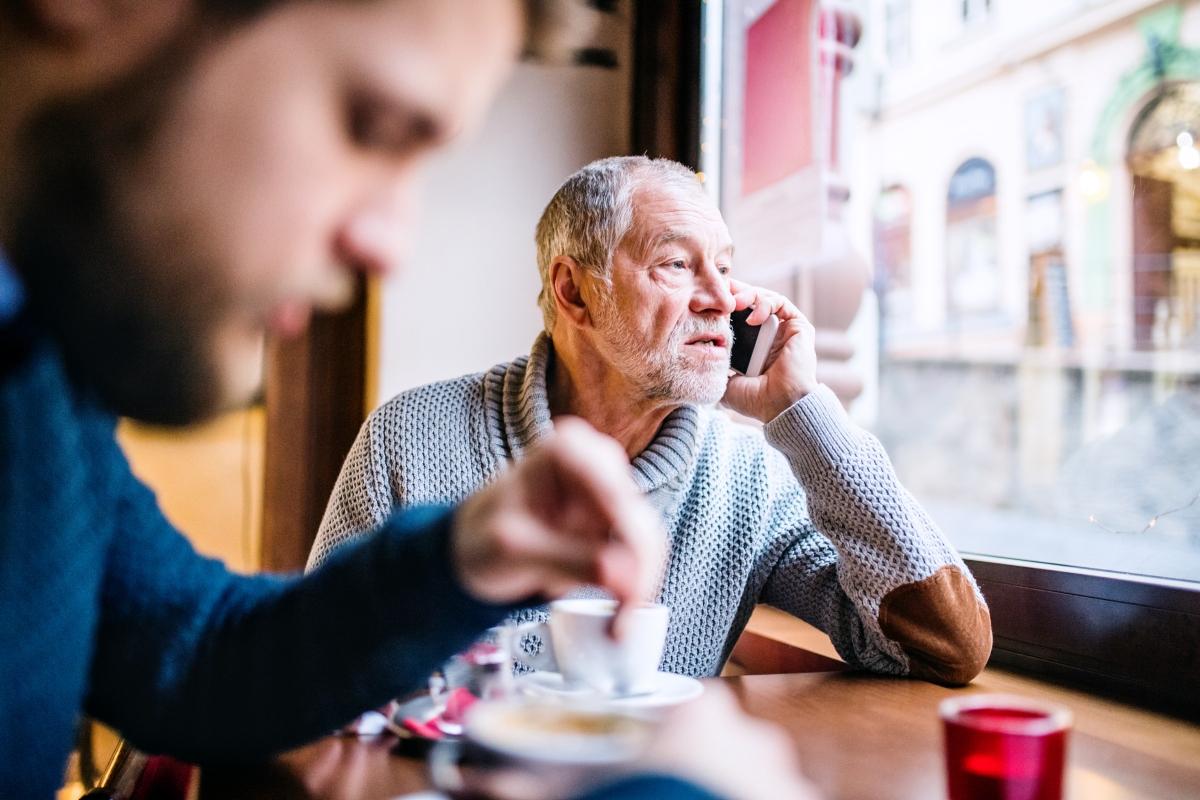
[712,0,1200,583]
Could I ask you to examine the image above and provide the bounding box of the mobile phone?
[729,308,780,377]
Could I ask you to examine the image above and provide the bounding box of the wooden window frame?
[261,276,369,573]
[968,557,1200,719]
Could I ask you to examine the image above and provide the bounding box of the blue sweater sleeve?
[577,775,726,800]
[85,444,514,760]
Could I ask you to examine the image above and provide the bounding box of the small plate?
[514,670,704,709]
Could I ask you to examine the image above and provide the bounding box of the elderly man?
[310,156,993,685]
[0,2,820,798]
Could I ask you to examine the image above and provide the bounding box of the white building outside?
[836,0,1200,580]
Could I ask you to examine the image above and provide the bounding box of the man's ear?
[549,255,594,329]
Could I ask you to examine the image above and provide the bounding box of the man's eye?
[348,97,421,155]
[669,259,687,270]
[718,265,731,275]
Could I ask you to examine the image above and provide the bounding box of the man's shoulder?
[1,322,114,434]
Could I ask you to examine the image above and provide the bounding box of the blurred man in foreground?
[0,2,816,798]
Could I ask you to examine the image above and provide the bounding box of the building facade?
[853,0,1200,363]
[848,0,1200,573]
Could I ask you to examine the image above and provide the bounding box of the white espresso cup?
[513,599,670,696]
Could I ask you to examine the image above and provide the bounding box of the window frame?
[960,0,993,28]
[967,557,1200,719]
[884,0,912,67]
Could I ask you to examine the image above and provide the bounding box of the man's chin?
[97,373,222,427]
[690,388,729,406]
[673,372,729,406]
[95,338,261,426]
[217,336,266,407]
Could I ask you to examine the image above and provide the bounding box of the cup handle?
[505,621,557,672]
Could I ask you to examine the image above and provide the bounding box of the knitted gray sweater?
[308,335,987,679]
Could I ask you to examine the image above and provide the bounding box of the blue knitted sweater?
[0,260,716,800]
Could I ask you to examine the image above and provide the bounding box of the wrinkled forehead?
[621,182,733,259]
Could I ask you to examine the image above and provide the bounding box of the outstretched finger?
[541,419,667,607]
[747,292,800,326]
[767,317,812,362]
[599,541,667,640]
[729,279,760,314]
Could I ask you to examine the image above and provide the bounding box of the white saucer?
[514,670,704,709]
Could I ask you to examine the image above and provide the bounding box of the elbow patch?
[878,565,993,686]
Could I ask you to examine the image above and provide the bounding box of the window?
[874,184,914,338]
[1025,189,1072,347]
[884,0,911,65]
[1127,82,1200,349]
[945,157,1002,326]
[961,0,992,28]
[708,0,1200,706]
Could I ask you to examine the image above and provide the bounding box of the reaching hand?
[721,279,819,424]
[450,417,666,628]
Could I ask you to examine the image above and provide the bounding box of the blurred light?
[1078,160,1110,203]
[1177,131,1194,149]
[1179,145,1200,170]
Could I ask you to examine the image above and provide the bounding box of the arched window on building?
[1025,189,1073,348]
[1127,81,1200,350]
[945,157,1000,328]
[873,184,912,347]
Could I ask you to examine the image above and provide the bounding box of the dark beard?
[8,28,239,426]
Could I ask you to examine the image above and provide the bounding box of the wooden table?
[200,668,1200,800]
[728,670,1200,800]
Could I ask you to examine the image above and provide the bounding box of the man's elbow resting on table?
[877,565,993,686]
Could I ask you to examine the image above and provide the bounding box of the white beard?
[592,297,731,405]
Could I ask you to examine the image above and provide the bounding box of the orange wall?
[116,408,264,573]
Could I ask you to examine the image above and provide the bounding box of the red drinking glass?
[940,693,1072,800]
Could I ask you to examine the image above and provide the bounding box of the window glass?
[961,0,992,27]
[708,0,1200,583]
[884,0,911,65]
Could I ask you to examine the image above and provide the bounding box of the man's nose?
[334,181,418,277]
[691,264,736,315]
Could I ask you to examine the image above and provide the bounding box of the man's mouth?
[684,333,728,349]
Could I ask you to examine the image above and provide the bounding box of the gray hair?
[534,155,705,332]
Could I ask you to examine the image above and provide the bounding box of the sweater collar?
[484,333,703,494]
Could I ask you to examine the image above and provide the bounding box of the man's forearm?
[89,501,515,759]
[763,386,992,684]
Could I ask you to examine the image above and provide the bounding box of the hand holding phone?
[729,308,780,378]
